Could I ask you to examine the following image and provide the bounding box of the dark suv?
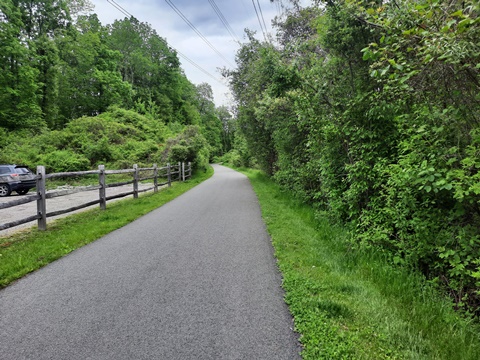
[0,165,37,197]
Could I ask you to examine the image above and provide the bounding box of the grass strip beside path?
[0,166,213,288]
[241,168,480,360]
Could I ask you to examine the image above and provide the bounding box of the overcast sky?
[88,0,306,107]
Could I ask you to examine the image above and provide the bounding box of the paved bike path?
[0,165,301,359]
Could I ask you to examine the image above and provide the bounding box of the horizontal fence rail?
[0,162,192,232]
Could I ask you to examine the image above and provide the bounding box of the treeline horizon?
[1,0,235,172]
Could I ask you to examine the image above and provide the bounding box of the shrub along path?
[0,165,301,359]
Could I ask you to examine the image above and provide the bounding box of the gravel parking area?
[0,183,155,237]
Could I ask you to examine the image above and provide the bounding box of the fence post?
[182,162,185,182]
[188,162,192,179]
[167,163,171,187]
[133,164,139,199]
[178,162,181,181]
[99,164,106,210]
[153,163,158,193]
[36,166,47,231]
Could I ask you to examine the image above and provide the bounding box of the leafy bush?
[219,134,256,168]
[168,144,191,164]
[39,150,90,173]
[225,0,480,316]
[163,125,211,171]
[0,108,174,172]
[218,150,242,167]
[82,137,118,166]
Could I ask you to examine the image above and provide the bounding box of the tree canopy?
[0,1,226,171]
[0,1,226,132]
[225,0,480,316]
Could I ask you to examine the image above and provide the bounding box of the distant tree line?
[225,0,480,316]
[0,0,235,171]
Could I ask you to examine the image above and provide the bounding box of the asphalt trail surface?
[0,165,301,359]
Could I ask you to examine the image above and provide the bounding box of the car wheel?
[0,183,11,197]
[16,189,29,195]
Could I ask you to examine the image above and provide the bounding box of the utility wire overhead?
[240,0,249,13]
[251,0,267,41]
[276,0,281,16]
[256,0,269,37]
[105,0,224,86]
[106,0,132,18]
[165,0,235,68]
[176,50,224,85]
[208,0,239,43]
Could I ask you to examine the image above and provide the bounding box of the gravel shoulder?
[0,182,155,237]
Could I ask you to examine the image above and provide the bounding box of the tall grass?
[242,168,480,359]
[0,167,213,288]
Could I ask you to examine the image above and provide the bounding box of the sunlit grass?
[241,168,480,360]
[0,166,213,288]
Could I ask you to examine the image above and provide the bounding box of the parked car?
[0,165,37,197]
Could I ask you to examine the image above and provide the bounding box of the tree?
[216,105,235,153]
[0,1,42,130]
[56,14,131,125]
[227,0,480,315]
[194,83,223,157]
[107,17,182,122]
[12,0,74,128]
[224,31,280,175]
[356,0,480,313]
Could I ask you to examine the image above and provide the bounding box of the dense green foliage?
[241,167,480,359]
[0,106,217,172]
[0,0,227,170]
[225,0,480,315]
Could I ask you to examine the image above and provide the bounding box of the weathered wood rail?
[0,162,192,232]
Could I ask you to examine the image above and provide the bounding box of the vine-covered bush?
[39,150,90,173]
[0,108,171,170]
[163,125,211,171]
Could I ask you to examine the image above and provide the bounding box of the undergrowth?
[241,167,480,360]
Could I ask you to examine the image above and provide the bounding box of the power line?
[106,0,132,18]
[105,0,224,86]
[251,0,267,41]
[276,0,281,17]
[165,0,235,68]
[176,50,224,85]
[208,0,239,43]
[256,0,269,36]
[240,0,249,13]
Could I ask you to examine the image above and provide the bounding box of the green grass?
[0,166,213,288]
[240,167,480,360]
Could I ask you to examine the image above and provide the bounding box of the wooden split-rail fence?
[0,162,192,232]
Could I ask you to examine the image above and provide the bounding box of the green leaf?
[450,10,464,17]
[362,49,371,60]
